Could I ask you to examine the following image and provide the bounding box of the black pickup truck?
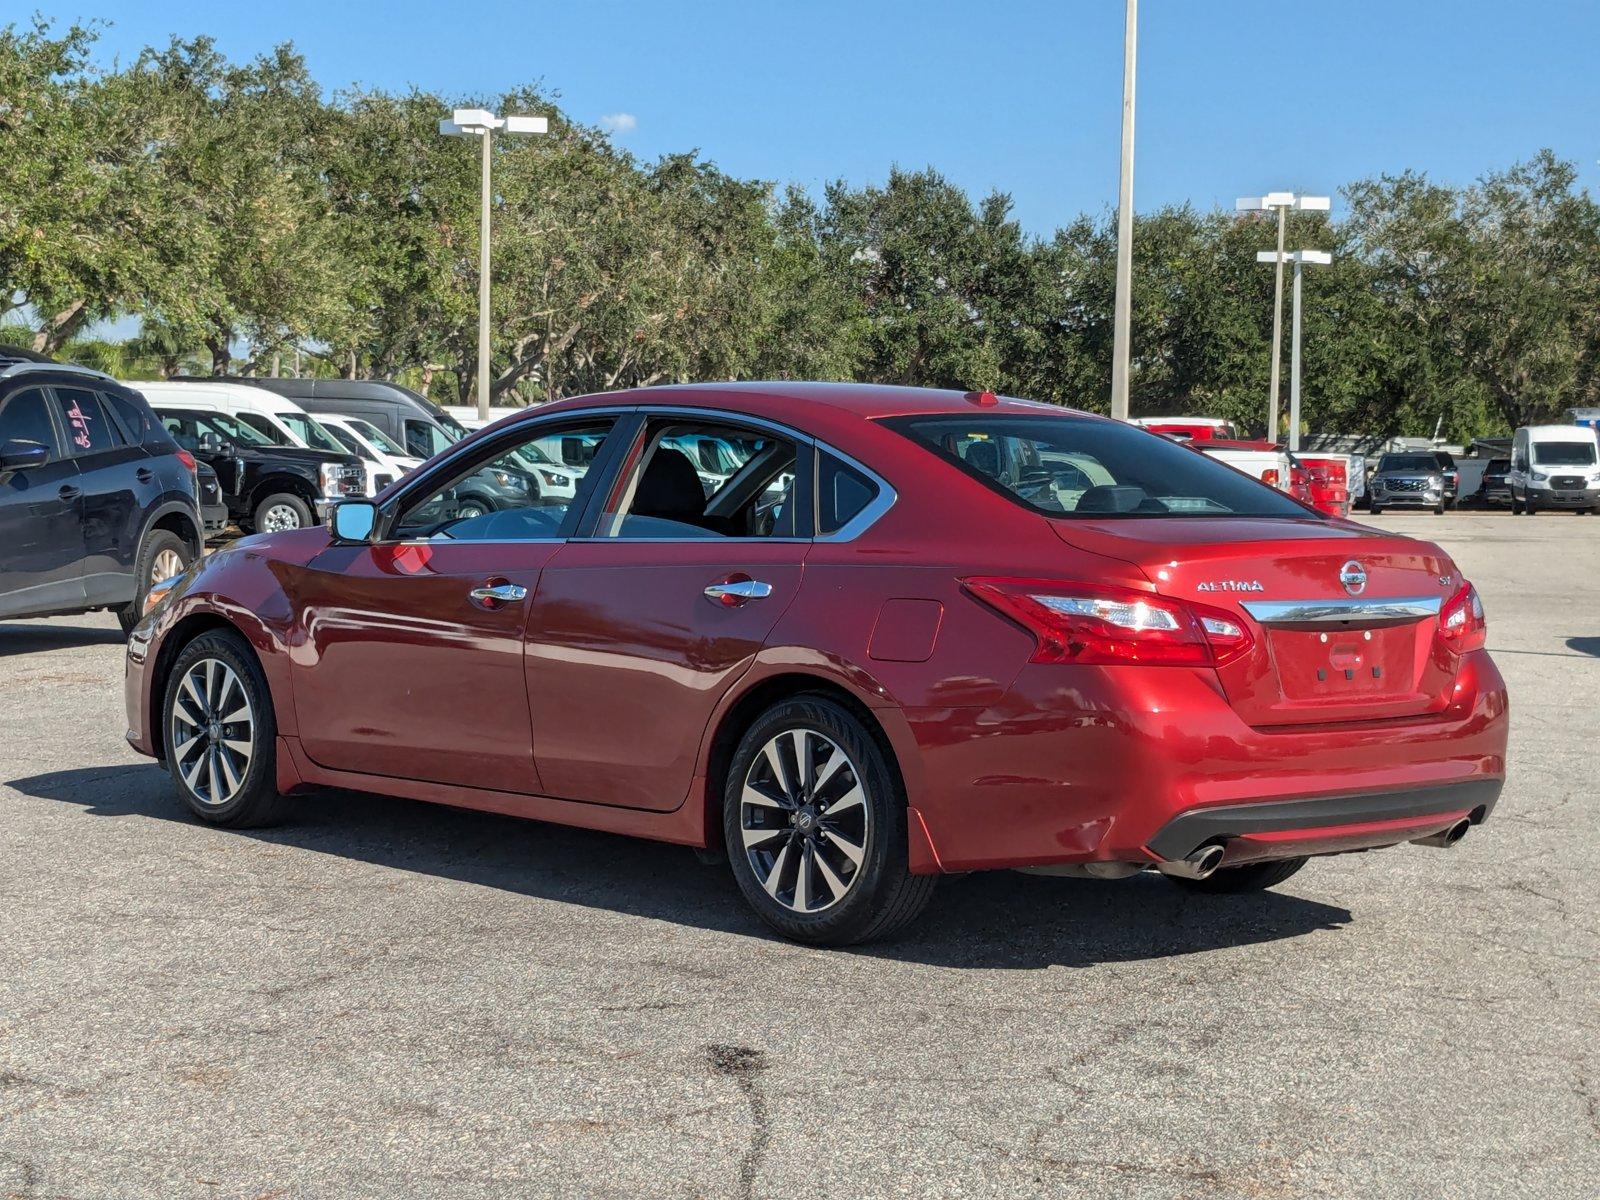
[155,408,365,533]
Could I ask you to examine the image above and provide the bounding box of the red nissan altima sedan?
[125,384,1508,945]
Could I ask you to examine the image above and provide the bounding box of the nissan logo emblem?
[1340,560,1368,596]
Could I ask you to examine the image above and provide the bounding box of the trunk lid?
[1050,517,1460,726]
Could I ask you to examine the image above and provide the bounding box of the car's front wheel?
[161,629,287,827]
[723,696,935,946]
[253,492,313,534]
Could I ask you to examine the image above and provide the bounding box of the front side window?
[52,387,124,456]
[885,414,1311,518]
[348,417,406,456]
[393,419,618,542]
[0,388,61,457]
[236,412,291,446]
[599,420,801,540]
[279,412,345,454]
[1532,441,1598,467]
[325,423,367,457]
[404,419,455,459]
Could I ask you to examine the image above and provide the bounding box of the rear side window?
[817,452,880,535]
[405,419,454,459]
[883,413,1310,519]
[101,390,160,446]
[0,388,61,455]
[236,412,291,446]
[53,387,124,455]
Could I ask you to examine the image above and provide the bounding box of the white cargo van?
[1508,424,1600,514]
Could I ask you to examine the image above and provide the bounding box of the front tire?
[253,492,313,534]
[723,696,935,946]
[1368,503,1383,515]
[119,528,192,635]
[161,629,287,828]
[1166,856,1308,894]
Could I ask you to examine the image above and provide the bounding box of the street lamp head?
[503,115,549,135]
[440,109,548,138]
[1236,192,1331,213]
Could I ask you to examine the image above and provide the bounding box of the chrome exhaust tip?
[1155,843,1226,881]
[1412,818,1471,849]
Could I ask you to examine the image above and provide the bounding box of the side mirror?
[197,431,226,454]
[329,499,379,544]
[0,438,49,472]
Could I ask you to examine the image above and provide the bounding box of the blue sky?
[43,0,1600,234]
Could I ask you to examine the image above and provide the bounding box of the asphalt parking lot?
[1,512,1596,1199]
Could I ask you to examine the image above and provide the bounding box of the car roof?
[534,381,1098,425]
[1519,424,1597,440]
[130,379,309,410]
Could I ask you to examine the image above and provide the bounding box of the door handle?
[58,484,81,501]
[704,579,773,606]
[469,583,528,604]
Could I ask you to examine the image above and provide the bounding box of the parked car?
[154,408,365,532]
[1367,453,1448,514]
[1508,425,1600,514]
[249,378,469,461]
[195,461,229,534]
[0,350,202,632]
[125,383,1507,945]
[1478,458,1513,507]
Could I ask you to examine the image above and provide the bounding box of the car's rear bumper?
[900,649,1508,874]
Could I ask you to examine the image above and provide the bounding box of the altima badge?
[1340,560,1368,596]
[1196,580,1265,593]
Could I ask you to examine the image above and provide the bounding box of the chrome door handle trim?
[704,580,773,602]
[470,583,528,603]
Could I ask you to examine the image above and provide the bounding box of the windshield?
[1378,455,1439,473]
[884,414,1312,518]
[201,412,273,446]
[1533,441,1597,466]
[347,417,407,456]
[279,411,347,454]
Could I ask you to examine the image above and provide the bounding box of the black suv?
[153,408,365,533]
[0,350,203,633]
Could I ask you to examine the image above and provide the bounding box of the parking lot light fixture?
[1237,193,1331,438]
[1255,249,1333,451]
[439,107,550,423]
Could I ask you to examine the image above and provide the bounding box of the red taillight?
[176,449,197,474]
[962,578,1255,667]
[1437,582,1486,653]
[1261,468,1280,488]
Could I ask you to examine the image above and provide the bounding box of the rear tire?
[1433,501,1445,515]
[723,695,935,946]
[119,528,192,635]
[1510,493,1523,515]
[161,629,288,828]
[1166,856,1309,894]
[1368,503,1383,515]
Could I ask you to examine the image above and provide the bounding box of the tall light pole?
[1109,0,1137,421]
[440,108,548,423]
[1236,193,1329,438]
[1255,249,1332,451]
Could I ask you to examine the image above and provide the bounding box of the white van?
[1508,424,1600,514]
[132,380,384,495]
[310,411,425,494]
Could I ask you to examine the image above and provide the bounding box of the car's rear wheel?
[119,528,191,634]
[253,492,313,534]
[161,629,287,828]
[1368,503,1383,515]
[1165,855,1308,894]
[723,695,935,946]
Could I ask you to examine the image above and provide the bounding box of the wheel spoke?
[824,785,865,817]
[222,738,252,761]
[182,745,207,793]
[811,748,850,798]
[173,730,204,761]
[173,697,205,729]
[181,671,207,715]
[824,828,866,868]
[214,745,241,797]
[741,782,788,810]
[762,742,794,800]
[762,842,791,898]
[221,704,251,725]
[794,843,812,911]
[741,823,787,852]
[795,730,815,795]
[812,846,851,901]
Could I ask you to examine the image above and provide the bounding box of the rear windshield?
[1533,441,1597,466]
[1378,455,1439,472]
[882,414,1312,518]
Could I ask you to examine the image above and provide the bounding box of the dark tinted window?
[405,419,455,459]
[101,390,159,445]
[818,452,879,535]
[236,412,291,445]
[1532,440,1598,467]
[885,413,1310,518]
[54,387,124,455]
[1379,455,1440,472]
[0,388,61,455]
[1486,459,1510,472]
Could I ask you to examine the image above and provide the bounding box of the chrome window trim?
[1241,596,1443,626]
[812,445,897,543]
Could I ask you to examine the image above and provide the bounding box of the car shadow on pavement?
[10,763,1352,970]
[0,622,125,657]
[1565,636,1600,657]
